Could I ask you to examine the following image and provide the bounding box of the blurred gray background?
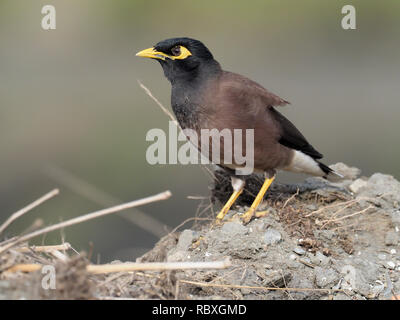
[1,0,399,262]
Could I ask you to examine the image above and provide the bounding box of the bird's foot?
[240,209,269,224]
[239,176,275,224]
[216,210,240,225]
[215,208,230,225]
[215,189,243,224]
[255,210,269,218]
[216,209,228,221]
[240,208,254,224]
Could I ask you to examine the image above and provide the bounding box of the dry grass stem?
[6,258,231,274]
[304,198,359,217]
[321,205,374,227]
[87,258,231,274]
[0,191,172,255]
[5,264,42,273]
[0,189,59,235]
[282,188,299,209]
[305,194,386,218]
[44,165,167,238]
[15,243,71,253]
[49,250,69,262]
[169,217,212,234]
[138,80,179,127]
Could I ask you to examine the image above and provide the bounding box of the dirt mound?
[0,163,399,300]
[138,163,400,300]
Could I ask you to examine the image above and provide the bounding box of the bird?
[136,37,342,224]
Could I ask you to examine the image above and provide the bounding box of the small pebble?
[264,228,282,245]
[349,179,368,193]
[293,247,306,256]
[289,254,297,260]
[390,249,397,255]
[387,261,396,269]
[310,251,330,266]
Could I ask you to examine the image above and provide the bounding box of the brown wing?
[219,71,289,107]
[217,71,323,160]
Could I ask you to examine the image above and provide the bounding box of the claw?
[241,208,256,224]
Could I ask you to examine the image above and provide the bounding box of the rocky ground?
[1,163,399,300]
[135,163,400,300]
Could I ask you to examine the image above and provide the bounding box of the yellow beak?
[136,46,192,61]
[136,47,170,61]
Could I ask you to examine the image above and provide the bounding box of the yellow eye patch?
[170,46,192,60]
[136,46,192,61]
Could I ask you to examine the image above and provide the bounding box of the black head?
[136,37,220,84]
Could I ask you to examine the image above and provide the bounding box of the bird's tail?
[317,161,344,182]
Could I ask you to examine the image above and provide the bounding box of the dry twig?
[0,191,172,255]
[138,80,178,126]
[0,189,59,235]
[5,258,231,274]
[282,188,299,209]
[44,165,167,238]
[15,243,71,253]
[87,259,231,274]
[320,205,374,227]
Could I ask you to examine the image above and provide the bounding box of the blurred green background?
[1,0,399,262]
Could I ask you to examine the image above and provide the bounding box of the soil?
[1,163,399,300]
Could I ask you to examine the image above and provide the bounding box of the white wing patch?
[284,150,324,176]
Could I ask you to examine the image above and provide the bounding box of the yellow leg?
[241,175,275,224]
[216,189,243,222]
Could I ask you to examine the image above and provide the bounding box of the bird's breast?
[171,84,206,130]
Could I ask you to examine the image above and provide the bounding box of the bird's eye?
[171,46,181,56]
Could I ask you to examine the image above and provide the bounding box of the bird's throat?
[170,62,221,130]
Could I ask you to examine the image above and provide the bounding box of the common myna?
[137,37,342,223]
